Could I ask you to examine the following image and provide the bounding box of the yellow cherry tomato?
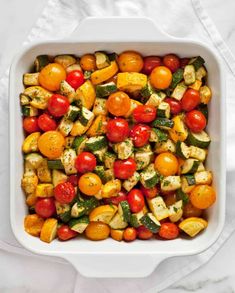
[150,66,172,89]
[80,54,96,71]
[39,63,66,91]
[38,131,65,159]
[190,185,216,209]
[106,91,131,116]
[85,221,110,241]
[78,173,102,196]
[118,51,144,72]
[154,152,178,176]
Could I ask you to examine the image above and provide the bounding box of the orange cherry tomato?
[154,152,178,176]
[80,54,96,71]
[123,227,137,242]
[38,131,65,159]
[78,173,102,196]
[39,63,66,91]
[150,66,172,89]
[163,193,177,206]
[190,185,216,209]
[158,222,179,240]
[106,91,131,116]
[118,51,144,72]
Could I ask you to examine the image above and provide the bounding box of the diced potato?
[24,214,45,237]
[35,183,54,197]
[40,218,58,243]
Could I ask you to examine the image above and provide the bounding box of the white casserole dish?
[10,17,226,278]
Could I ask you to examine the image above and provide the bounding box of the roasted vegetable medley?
[21,51,215,243]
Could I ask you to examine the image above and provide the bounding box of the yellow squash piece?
[26,193,37,207]
[199,85,212,104]
[35,183,54,197]
[169,115,188,142]
[110,229,124,241]
[75,80,96,110]
[91,61,119,85]
[24,86,52,110]
[86,115,108,137]
[70,120,89,136]
[37,159,52,183]
[117,72,147,92]
[179,217,208,237]
[89,205,118,224]
[189,80,202,91]
[24,214,45,237]
[22,132,41,154]
[101,179,121,198]
[40,218,58,243]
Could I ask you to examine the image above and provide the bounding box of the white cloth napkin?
[1,0,235,292]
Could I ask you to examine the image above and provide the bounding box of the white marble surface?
[0,0,235,292]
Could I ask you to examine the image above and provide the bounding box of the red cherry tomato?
[66,70,85,90]
[140,185,159,199]
[47,94,70,117]
[181,89,200,111]
[57,225,78,241]
[185,110,207,133]
[67,174,79,187]
[75,152,96,173]
[137,226,153,240]
[158,222,179,240]
[106,118,129,143]
[127,189,145,213]
[133,105,156,123]
[163,54,180,72]
[129,124,150,147]
[123,227,137,242]
[180,58,190,68]
[164,98,182,115]
[35,198,56,218]
[142,56,162,75]
[23,117,39,133]
[54,182,76,204]
[103,191,127,205]
[38,113,57,132]
[114,158,137,180]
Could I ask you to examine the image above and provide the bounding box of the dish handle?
[68,16,171,41]
[62,253,168,278]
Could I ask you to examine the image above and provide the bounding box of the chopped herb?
[173,206,178,213]
[163,180,170,186]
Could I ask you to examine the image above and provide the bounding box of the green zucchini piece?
[196,66,207,81]
[176,189,189,205]
[55,201,71,223]
[183,65,196,85]
[47,160,64,170]
[21,105,38,117]
[141,81,155,98]
[113,138,134,160]
[118,201,131,223]
[54,55,77,68]
[135,151,153,171]
[20,94,30,106]
[25,153,43,169]
[122,171,140,191]
[184,174,196,186]
[71,197,99,218]
[71,135,88,154]
[69,216,89,233]
[94,165,106,182]
[187,130,211,148]
[140,213,161,233]
[104,152,116,169]
[189,56,205,71]
[95,51,110,69]
[23,73,40,86]
[170,68,184,89]
[152,128,168,142]
[65,136,75,149]
[107,53,118,61]
[157,102,170,118]
[180,159,200,174]
[78,107,94,126]
[34,55,50,72]
[140,164,159,188]
[84,71,92,79]
[85,136,108,152]
[96,82,117,98]
[66,106,80,122]
[171,82,187,101]
[175,141,190,159]
[152,118,174,130]
[93,146,108,163]
[197,103,208,120]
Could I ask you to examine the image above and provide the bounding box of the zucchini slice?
[58,117,73,136]
[61,148,77,175]
[86,136,108,152]
[155,139,176,154]
[189,56,205,71]
[171,82,187,101]
[122,172,140,192]
[175,141,190,159]
[196,66,207,81]
[113,138,134,160]
[183,65,196,85]
[170,68,184,89]
[157,102,170,118]
[152,118,174,130]
[48,160,64,170]
[71,135,88,154]
[168,200,183,222]
[21,105,39,117]
[147,196,169,221]
[118,201,131,223]
[34,55,50,72]
[135,151,153,170]
[95,51,110,69]
[65,105,80,122]
[69,216,89,233]
[140,213,161,233]
[187,130,211,148]
[55,201,71,223]
[145,92,165,107]
[78,107,95,127]
[129,209,146,228]
[71,197,99,218]
[180,159,201,174]
[109,212,128,229]
[181,176,195,193]
[189,146,207,161]
[141,81,156,98]
[52,170,67,187]
[140,164,159,188]
[161,176,181,191]
[94,165,106,183]
[194,171,212,185]
[183,174,196,186]
[104,152,116,169]
[23,73,40,86]
[92,98,108,116]
[152,128,168,142]
[96,82,117,98]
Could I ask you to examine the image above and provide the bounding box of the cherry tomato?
[137,226,153,240]
[142,56,162,75]
[190,185,216,209]
[164,98,182,115]
[158,222,179,240]
[129,124,151,147]
[127,189,145,213]
[75,152,96,173]
[140,186,159,199]
[106,118,129,143]
[123,227,137,242]
[67,174,79,187]
[38,131,65,159]
[57,225,78,241]
[48,94,70,117]
[66,70,84,90]
[80,54,96,71]
[183,202,203,218]
[163,54,180,72]
[114,158,137,180]
[103,191,127,205]
[39,63,66,91]
[38,113,57,132]
[180,57,190,68]
[118,51,144,72]
[106,91,131,117]
[185,110,207,132]
[163,193,177,206]
[23,117,39,133]
[54,182,76,204]
[78,173,102,196]
[133,105,156,123]
[154,152,179,176]
[150,66,172,89]
[181,89,200,111]
[35,198,56,218]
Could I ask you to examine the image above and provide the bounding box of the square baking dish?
[9,17,226,278]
